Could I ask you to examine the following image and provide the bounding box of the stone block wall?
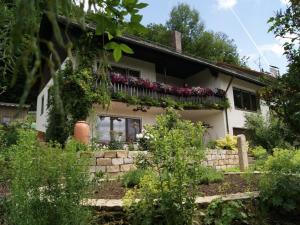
[202,149,240,170]
[86,149,245,175]
[87,151,147,176]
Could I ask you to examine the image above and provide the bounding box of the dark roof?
[216,62,273,79]
[47,16,267,86]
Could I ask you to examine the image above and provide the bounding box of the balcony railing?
[109,73,229,109]
[111,82,227,107]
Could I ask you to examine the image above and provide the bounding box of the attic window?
[110,66,140,78]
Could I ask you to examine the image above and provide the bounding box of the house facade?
[36,17,269,143]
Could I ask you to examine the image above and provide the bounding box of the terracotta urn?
[74,121,90,144]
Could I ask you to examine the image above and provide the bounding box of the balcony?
[110,73,229,110]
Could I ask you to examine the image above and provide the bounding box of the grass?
[222,167,241,173]
[197,166,224,185]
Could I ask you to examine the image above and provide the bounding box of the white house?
[36,17,269,143]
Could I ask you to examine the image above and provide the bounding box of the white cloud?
[257,43,284,56]
[217,0,237,10]
[280,0,290,5]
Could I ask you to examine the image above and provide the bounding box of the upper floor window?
[41,95,44,115]
[233,88,259,112]
[110,66,140,78]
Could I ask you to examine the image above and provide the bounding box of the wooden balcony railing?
[111,82,228,109]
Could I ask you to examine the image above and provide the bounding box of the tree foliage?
[0,0,147,106]
[124,108,205,225]
[130,3,246,66]
[261,0,300,141]
[245,113,293,152]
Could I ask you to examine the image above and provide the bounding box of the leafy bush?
[250,146,267,160]
[7,129,92,225]
[122,169,151,188]
[65,138,89,152]
[204,198,250,225]
[135,153,151,170]
[249,146,269,171]
[0,198,9,225]
[108,140,124,150]
[196,166,224,185]
[259,148,300,214]
[124,108,205,225]
[0,120,33,149]
[206,140,216,149]
[215,135,238,151]
[245,113,291,152]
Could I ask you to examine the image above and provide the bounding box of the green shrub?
[124,108,205,225]
[65,138,89,152]
[250,146,268,160]
[7,129,91,225]
[196,166,224,185]
[0,198,9,225]
[245,113,291,152]
[204,198,250,225]
[259,148,300,214]
[135,152,151,170]
[215,135,238,151]
[122,169,151,188]
[206,140,216,149]
[108,140,123,150]
[0,120,33,150]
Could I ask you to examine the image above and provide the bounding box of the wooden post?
[237,134,249,171]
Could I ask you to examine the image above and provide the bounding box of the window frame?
[110,65,141,78]
[40,95,44,115]
[97,115,142,143]
[233,87,260,112]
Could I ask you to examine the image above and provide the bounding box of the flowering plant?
[110,72,226,98]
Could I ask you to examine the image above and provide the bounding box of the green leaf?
[94,14,110,35]
[120,44,134,54]
[131,14,143,24]
[106,32,114,40]
[113,47,122,62]
[104,41,119,50]
[135,2,148,9]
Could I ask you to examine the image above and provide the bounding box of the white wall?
[156,73,184,86]
[109,55,156,82]
[36,79,53,132]
[180,110,227,140]
[185,69,223,89]
[221,74,269,135]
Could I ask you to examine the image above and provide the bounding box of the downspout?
[224,76,235,134]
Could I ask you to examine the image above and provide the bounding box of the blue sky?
[139,0,290,74]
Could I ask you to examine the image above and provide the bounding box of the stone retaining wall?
[86,149,245,175]
[87,151,146,176]
[203,149,240,170]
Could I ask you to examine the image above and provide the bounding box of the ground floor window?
[96,116,141,143]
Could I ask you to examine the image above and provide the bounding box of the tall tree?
[261,0,300,141]
[130,3,246,66]
[166,3,204,45]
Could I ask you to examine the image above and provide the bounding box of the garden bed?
[92,174,258,199]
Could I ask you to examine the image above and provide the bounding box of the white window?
[96,116,141,143]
